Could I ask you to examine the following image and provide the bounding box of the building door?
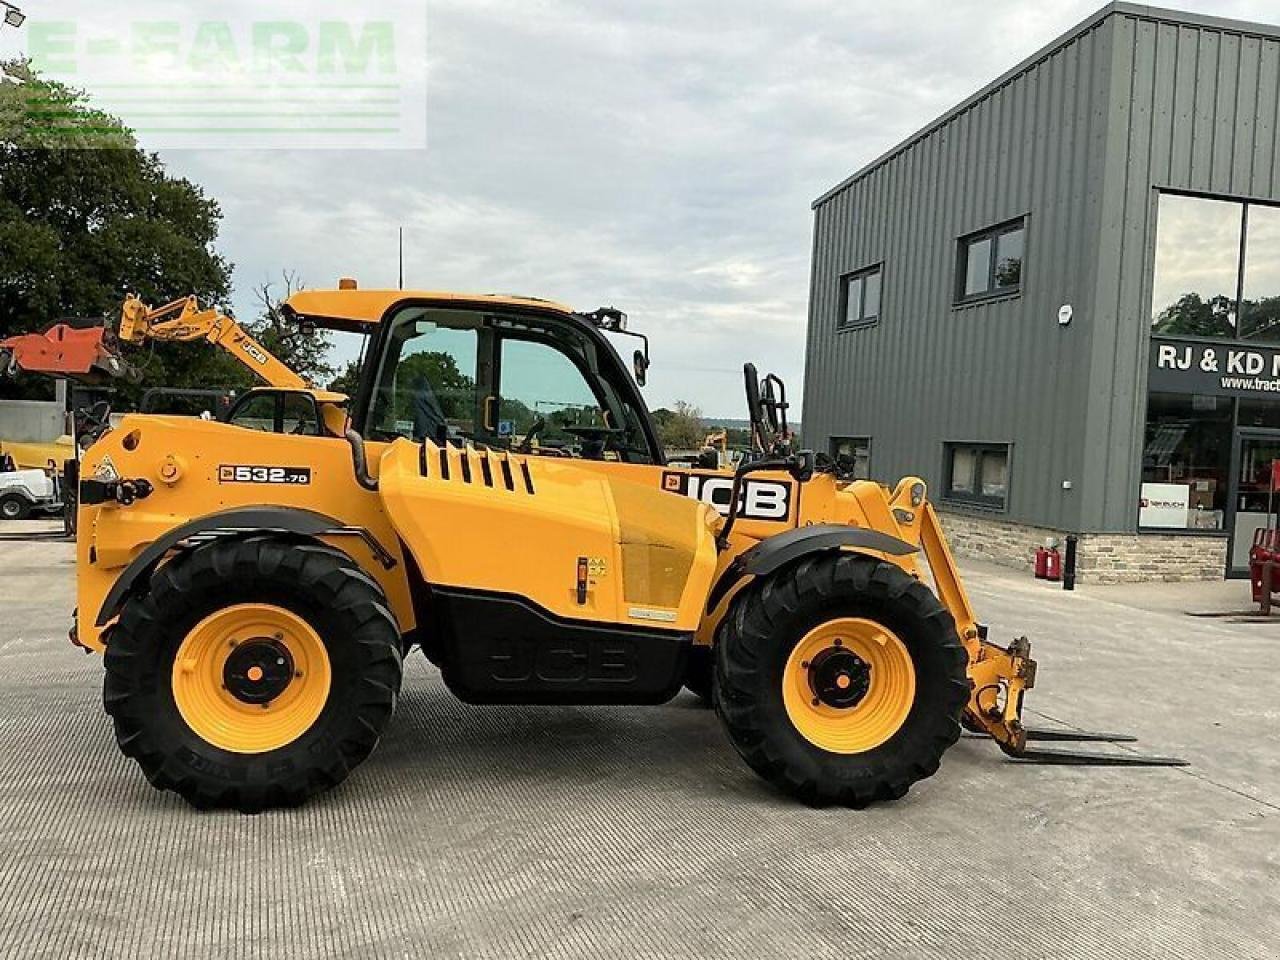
[1228,429,1280,576]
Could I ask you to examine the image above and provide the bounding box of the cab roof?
[282,287,575,329]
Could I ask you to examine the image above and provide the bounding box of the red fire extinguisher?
[1033,546,1049,579]
[1045,547,1062,582]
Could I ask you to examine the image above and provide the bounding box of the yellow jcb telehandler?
[56,285,1182,812]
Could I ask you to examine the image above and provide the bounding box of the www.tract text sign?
[1149,337,1280,397]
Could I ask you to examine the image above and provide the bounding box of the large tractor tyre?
[0,493,31,521]
[104,537,403,813]
[714,553,968,807]
[684,645,714,704]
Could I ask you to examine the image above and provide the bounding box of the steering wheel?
[517,416,547,454]
[563,425,625,461]
[562,425,624,440]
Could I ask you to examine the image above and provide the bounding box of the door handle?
[484,395,497,431]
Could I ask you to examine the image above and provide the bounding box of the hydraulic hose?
[344,428,379,492]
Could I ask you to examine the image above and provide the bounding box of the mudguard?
[706,523,917,613]
[94,506,343,627]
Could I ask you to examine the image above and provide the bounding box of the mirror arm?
[613,327,649,362]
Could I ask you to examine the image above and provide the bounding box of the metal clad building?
[803,3,1280,582]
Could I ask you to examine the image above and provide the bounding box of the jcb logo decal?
[219,464,312,485]
[242,341,270,366]
[660,471,791,521]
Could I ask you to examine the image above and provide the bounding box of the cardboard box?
[1188,478,1217,512]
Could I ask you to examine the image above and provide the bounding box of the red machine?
[1249,528,1280,612]
[0,324,136,383]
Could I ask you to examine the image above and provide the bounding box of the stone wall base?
[937,510,1228,584]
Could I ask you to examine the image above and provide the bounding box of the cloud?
[100,0,1280,417]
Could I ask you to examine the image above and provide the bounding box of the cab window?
[281,393,319,436]
[498,337,605,453]
[228,391,321,435]
[229,393,277,432]
[365,306,656,463]
[367,314,482,443]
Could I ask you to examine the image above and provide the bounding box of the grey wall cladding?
[805,3,1280,534]
[804,17,1112,531]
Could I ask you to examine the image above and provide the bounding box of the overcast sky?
[8,1,1280,416]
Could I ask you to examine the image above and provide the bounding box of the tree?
[392,351,475,423]
[651,400,704,450]
[1153,292,1236,339]
[328,359,362,397]
[1242,295,1280,342]
[247,272,335,386]
[0,60,235,403]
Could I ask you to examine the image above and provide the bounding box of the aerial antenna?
[398,226,404,290]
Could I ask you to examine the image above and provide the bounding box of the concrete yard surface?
[0,530,1276,959]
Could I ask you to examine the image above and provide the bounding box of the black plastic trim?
[96,506,345,627]
[706,524,918,612]
[429,585,691,705]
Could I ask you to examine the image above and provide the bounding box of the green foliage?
[392,350,475,425]
[1153,293,1237,339]
[651,400,704,450]
[328,359,362,397]
[1243,296,1280,341]
[0,60,233,403]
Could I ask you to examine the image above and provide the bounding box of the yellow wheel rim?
[171,604,332,754]
[782,617,916,754]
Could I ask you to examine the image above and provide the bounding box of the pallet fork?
[917,502,1187,768]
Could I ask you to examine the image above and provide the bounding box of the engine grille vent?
[418,442,535,494]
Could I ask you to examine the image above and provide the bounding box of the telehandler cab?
[61,284,1183,812]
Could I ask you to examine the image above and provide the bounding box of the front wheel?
[104,537,403,812]
[0,493,31,521]
[715,553,968,807]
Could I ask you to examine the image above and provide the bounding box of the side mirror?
[633,349,649,387]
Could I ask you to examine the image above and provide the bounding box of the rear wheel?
[104,537,403,812]
[715,553,968,806]
[0,493,30,520]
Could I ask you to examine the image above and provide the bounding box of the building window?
[830,436,871,479]
[1241,204,1280,342]
[838,265,882,330]
[1151,193,1280,342]
[1140,392,1231,531]
[943,442,1009,509]
[1151,195,1243,339]
[956,219,1024,302]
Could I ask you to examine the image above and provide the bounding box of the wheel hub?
[223,638,295,705]
[808,646,872,709]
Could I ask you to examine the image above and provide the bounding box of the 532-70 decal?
[661,471,792,521]
[218,465,312,485]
